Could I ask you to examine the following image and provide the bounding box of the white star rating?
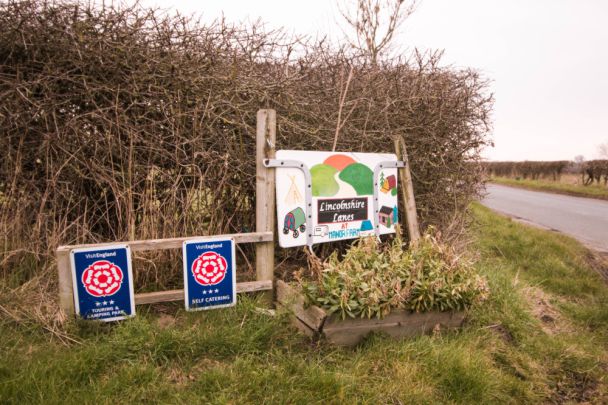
[95,302,101,307]
[201,289,219,295]
[109,300,114,305]
[102,300,108,305]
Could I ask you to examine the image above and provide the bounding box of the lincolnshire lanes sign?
[273,150,400,248]
[183,238,236,311]
[70,245,135,321]
[317,198,368,224]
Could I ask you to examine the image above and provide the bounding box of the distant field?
[491,175,608,200]
[1,205,607,403]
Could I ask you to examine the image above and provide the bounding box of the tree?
[574,155,585,164]
[598,142,608,159]
[339,0,417,64]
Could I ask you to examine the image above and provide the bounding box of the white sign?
[274,150,400,248]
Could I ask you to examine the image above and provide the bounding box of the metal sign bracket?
[263,159,314,249]
[373,160,406,238]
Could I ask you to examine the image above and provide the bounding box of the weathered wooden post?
[394,135,421,243]
[56,247,73,319]
[256,109,277,302]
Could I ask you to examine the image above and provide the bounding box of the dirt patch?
[166,367,195,386]
[550,369,601,404]
[166,358,224,385]
[485,323,516,344]
[585,251,608,283]
[522,286,569,335]
[156,313,176,329]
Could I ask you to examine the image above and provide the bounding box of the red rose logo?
[191,252,227,286]
[81,260,123,297]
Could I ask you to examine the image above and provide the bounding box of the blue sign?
[70,245,135,322]
[183,238,236,311]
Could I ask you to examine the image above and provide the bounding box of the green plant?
[299,230,489,319]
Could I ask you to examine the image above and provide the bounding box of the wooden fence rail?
[134,280,273,306]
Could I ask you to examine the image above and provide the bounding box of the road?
[482,184,608,252]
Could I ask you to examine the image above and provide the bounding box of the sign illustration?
[81,260,123,297]
[191,251,228,285]
[284,175,303,205]
[274,150,400,248]
[183,238,236,311]
[283,207,306,238]
[70,245,135,321]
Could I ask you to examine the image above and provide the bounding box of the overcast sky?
[142,0,608,161]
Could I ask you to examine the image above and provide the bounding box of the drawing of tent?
[284,175,303,205]
[359,220,374,236]
[360,220,373,232]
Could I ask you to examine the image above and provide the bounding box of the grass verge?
[1,204,607,404]
[491,176,608,200]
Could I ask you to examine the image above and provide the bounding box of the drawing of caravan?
[283,207,306,238]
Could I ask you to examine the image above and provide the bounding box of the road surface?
[482,184,608,252]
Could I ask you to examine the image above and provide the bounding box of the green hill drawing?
[310,164,339,196]
[339,163,373,195]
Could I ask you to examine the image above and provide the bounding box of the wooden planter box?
[276,280,466,347]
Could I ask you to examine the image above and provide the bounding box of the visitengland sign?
[273,150,400,248]
[182,238,237,311]
[70,245,135,321]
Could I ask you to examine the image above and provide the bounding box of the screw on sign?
[81,260,123,297]
[192,252,227,286]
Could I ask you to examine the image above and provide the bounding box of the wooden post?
[56,248,74,320]
[256,109,276,302]
[394,136,421,243]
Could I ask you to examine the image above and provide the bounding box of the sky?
[141,0,608,161]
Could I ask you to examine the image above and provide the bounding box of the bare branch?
[339,0,417,64]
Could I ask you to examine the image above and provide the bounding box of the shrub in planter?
[298,230,489,320]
